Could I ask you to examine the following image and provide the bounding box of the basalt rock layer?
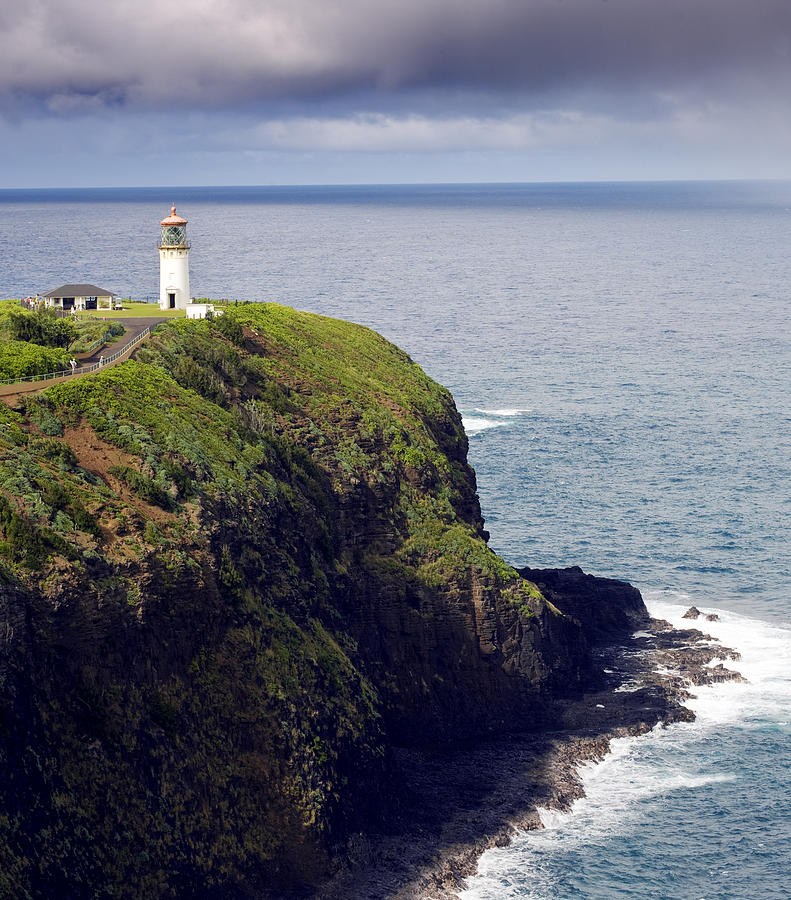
[518,565,650,643]
[0,305,645,898]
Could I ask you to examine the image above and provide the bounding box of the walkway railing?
[0,324,156,387]
[79,328,117,356]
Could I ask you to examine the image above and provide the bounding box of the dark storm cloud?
[1,0,790,113]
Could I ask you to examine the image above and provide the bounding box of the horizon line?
[2,177,790,193]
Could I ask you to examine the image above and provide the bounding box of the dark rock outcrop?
[518,565,650,643]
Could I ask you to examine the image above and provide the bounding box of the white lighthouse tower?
[158,205,190,310]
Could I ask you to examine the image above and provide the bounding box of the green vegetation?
[4,308,77,348]
[0,305,126,379]
[0,303,554,898]
[2,299,547,635]
[0,340,70,380]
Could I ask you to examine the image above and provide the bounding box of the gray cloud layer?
[2,0,790,114]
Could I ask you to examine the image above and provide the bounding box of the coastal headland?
[0,304,741,898]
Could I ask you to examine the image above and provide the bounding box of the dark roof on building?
[42,284,117,298]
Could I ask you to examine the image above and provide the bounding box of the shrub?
[0,342,70,380]
[109,465,175,511]
[28,437,78,468]
[212,314,245,346]
[0,495,45,566]
[150,692,180,735]
[6,309,76,348]
[72,501,101,537]
[22,397,64,436]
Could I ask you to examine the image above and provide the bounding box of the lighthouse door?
[168,292,176,309]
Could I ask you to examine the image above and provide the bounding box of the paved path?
[72,317,162,365]
[0,317,164,404]
[78,317,163,365]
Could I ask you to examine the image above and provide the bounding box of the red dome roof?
[160,205,187,226]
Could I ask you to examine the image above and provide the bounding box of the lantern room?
[159,205,189,248]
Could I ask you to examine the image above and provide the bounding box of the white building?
[41,284,117,311]
[158,206,191,310]
[186,303,219,320]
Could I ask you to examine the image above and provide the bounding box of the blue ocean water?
[1,181,790,898]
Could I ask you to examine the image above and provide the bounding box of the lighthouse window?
[162,225,185,245]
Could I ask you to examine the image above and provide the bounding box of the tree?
[7,310,77,348]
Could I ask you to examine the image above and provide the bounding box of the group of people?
[68,355,105,375]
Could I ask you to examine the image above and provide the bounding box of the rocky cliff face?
[0,306,645,898]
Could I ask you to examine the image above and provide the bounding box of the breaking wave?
[461,598,791,899]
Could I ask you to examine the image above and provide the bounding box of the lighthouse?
[158,205,190,310]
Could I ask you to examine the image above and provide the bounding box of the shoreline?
[319,612,743,900]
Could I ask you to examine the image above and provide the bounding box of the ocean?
[1,181,790,898]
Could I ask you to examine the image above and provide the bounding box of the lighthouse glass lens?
[161,225,185,245]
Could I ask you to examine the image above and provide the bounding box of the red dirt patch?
[63,423,175,527]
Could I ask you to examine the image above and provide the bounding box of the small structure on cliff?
[42,283,117,311]
[186,302,218,320]
[158,205,191,310]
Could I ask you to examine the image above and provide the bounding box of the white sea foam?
[460,596,791,900]
[461,415,510,436]
[461,738,740,900]
[473,407,533,417]
[645,594,791,728]
[462,406,532,435]
[462,730,744,899]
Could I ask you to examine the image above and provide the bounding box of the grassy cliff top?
[1,302,539,598]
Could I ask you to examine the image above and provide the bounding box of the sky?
[2,0,791,187]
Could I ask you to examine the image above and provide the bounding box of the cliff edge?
[0,305,648,898]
